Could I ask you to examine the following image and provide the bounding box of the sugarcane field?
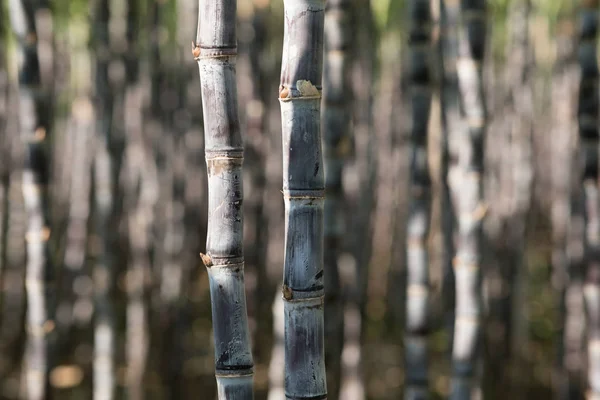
[0,0,599,399]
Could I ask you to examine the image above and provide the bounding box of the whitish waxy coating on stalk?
[447,0,488,397]
[279,0,328,399]
[196,0,254,398]
[8,1,55,398]
[578,0,600,397]
[404,0,433,398]
[322,0,353,397]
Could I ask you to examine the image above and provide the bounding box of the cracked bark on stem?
[577,0,600,397]
[404,0,433,398]
[449,0,487,398]
[8,0,55,398]
[196,0,254,397]
[323,0,352,398]
[279,0,327,399]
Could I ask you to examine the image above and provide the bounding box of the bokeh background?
[0,0,590,399]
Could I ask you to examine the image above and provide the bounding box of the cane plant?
[448,0,487,397]
[278,0,327,398]
[579,0,600,397]
[92,0,119,397]
[195,0,254,397]
[8,0,55,398]
[404,0,433,398]
[322,0,352,397]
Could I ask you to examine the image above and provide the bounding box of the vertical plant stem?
[0,0,8,304]
[439,0,459,342]
[8,0,55,398]
[579,1,600,398]
[279,0,327,399]
[350,0,376,369]
[405,0,432,398]
[323,0,352,398]
[92,0,117,397]
[195,0,254,397]
[448,0,487,397]
[551,18,579,398]
[125,151,154,400]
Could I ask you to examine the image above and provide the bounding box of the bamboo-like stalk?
[125,151,154,400]
[0,0,8,304]
[448,0,487,397]
[195,0,254,397]
[439,0,460,343]
[578,1,600,397]
[350,0,376,361]
[405,0,432,398]
[56,16,94,359]
[550,18,579,399]
[8,0,55,398]
[92,0,117,397]
[322,0,352,397]
[279,0,327,399]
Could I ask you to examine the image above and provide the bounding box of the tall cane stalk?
[404,0,433,398]
[578,0,600,398]
[322,0,352,397]
[195,0,254,397]
[92,0,120,397]
[8,0,55,398]
[449,0,487,397]
[279,0,327,399]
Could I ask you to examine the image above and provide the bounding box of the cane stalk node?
[471,203,488,221]
[200,253,213,268]
[25,227,51,243]
[192,41,201,59]
[279,86,290,99]
[282,284,293,300]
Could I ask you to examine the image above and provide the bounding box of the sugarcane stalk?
[279,0,327,399]
[195,0,254,397]
[448,0,487,397]
[8,0,55,398]
[0,0,8,299]
[578,1,600,398]
[125,150,154,400]
[92,0,118,397]
[439,0,460,344]
[550,16,579,399]
[405,0,433,398]
[322,0,352,397]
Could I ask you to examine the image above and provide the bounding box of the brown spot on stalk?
[471,203,488,221]
[200,253,213,268]
[282,284,293,300]
[25,227,51,243]
[35,127,46,141]
[43,320,55,333]
[192,41,201,59]
[279,86,290,99]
